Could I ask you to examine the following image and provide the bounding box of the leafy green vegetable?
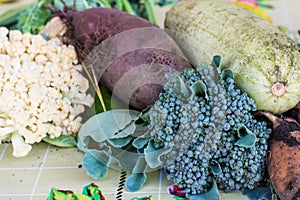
[125,156,147,192]
[16,0,52,34]
[42,134,77,147]
[0,5,30,28]
[82,149,110,179]
[77,109,139,152]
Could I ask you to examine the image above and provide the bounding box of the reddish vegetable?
[261,112,300,200]
[51,4,192,110]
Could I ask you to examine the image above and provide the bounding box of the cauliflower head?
[0,27,94,157]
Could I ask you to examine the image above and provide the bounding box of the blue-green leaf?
[132,137,150,149]
[82,149,111,179]
[42,134,76,148]
[125,156,147,192]
[108,136,133,148]
[170,73,190,99]
[221,69,234,81]
[144,141,172,168]
[212,55,221,73]
[77,109,139,152]
[187,179,220,200]
[111,121,136,139]
[242,182,276,200]
[110,145,139,172]
[126,172,147,192]
[210,160,221,175]
[235,126,256,148]
[191,80,208,99]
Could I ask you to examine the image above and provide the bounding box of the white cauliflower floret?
[0,27,94,157]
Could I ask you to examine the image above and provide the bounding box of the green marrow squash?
[165,0,300,114]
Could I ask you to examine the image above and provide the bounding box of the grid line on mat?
[0,144,8,161]
[30,144,51,200]
[158,170,163,200]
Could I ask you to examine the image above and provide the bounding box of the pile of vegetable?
[77,56,273,199]
[0,0,300,199]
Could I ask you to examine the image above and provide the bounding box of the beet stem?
[44,5,57,13]
[59,0,69,10]
[73,0,77,11]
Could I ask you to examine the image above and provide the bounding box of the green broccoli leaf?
[132,137,150,149]
[235,126,257,148]
[77,109,139,152]
[125,156,147,192]
[82,149,111,179]
[210,160,221,175]
[191,80,208,99]
[108,135,133,147]
[144,140,171,168]
[242,182,277,200]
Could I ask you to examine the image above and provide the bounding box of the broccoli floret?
[214,120,271,192]
[147,56,271,195]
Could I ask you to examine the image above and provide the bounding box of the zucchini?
[165,0,300,114]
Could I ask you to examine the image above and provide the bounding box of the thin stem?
[115,0,123,10]
[122,0,136,15]
[144,0,158,25]
[82,62,107,112]
[97,0,112,8]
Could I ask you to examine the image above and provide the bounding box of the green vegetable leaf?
[0,5,31,28]
[191,80,208,99]
[144,141,171,168]
[42,134,77,147]
[111,120,136,139]
[242,182,277,200]
[210,160,221,175]
[82,149,111,179]
[77,109,139,152]
[235,126,257,148]
[211,55,221,72]
[110,144,139,172]
[16,0,52,34]
[125,156,147,192]
[108,135,133,147]
[126,172,147,192]
[132,137,150,149]
[221,69,234,81]
[168,73,190,101]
